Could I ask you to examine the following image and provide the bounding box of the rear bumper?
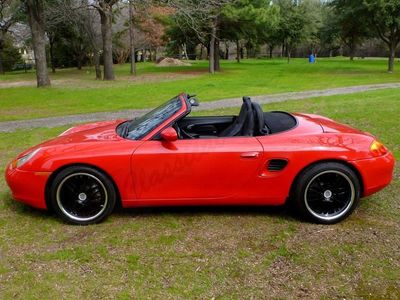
[351,152,395,197]
[5,163,50,209]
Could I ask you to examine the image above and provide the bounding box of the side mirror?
[160,127,178,142]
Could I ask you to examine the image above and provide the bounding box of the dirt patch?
[156,57,191,67]
[50,72,202,88]
[0,71,204,90]
[122,72,199,83]
[0,81,36,88]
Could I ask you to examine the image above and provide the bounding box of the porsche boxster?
[5,93,394,225]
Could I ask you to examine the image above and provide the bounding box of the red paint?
[160,127,178,142]
[5,95,395,212]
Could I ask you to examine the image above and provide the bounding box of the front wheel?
[293,162,361,224]
[49,166,116,225]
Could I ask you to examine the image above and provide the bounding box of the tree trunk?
[94,50,102,80]
[388,42,396,73]
[209,25,216,74]
[0,48,4,74]
[0,51,4,74]
[214,38,220,72]
[49,36,56,73]
[76,44,84,70]
[0,31,5,74]
[77,55,83,70]
[26,0,50,87]
[199,45,203,60]
[236,39,240,63]
[269,45,273,59]
[99,5,115,80]
[349,42,356,61]
[129,0,136,75]
[287,48,291,63]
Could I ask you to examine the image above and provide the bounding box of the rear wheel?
[49,166,116,225]
[293,162,361,224]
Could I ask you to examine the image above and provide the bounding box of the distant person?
[309,54,316,63]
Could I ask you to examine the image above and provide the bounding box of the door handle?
[240,151,260,159]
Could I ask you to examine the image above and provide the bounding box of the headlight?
[12,148,42,168]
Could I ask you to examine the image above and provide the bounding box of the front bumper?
[5,163,50,209]
[351,152,395,197]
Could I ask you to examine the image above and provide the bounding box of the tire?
[293,162,361,224]
[49,166,116,225]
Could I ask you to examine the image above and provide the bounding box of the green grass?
[0,89,399,299]
[0,58,399,122]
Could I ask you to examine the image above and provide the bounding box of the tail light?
[370,140,388,157]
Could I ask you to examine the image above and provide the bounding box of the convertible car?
[5,94,394,225]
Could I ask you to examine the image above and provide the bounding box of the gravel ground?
[1,82,399,133]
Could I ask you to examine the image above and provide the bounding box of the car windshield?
[124,96,182,140]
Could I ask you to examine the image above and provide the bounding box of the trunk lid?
[297,113,365,134]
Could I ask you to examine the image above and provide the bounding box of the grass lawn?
[0,58,399,122]
[0,89,399,299]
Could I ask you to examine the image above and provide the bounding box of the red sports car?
[5,94,394,225]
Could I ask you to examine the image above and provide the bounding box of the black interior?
[264,111,297,134]
[218,96,254,137]
[176,97,297,139]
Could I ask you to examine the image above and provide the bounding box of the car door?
[131,136,264,200]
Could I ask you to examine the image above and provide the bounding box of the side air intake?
[268,159,288,171]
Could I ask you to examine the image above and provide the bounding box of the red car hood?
[54,119,125,143]
[294,113,366,134]
[18,120,125,157]
[59,120,124,137]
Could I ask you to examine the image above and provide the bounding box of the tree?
[45,0,89,72]
[25,0,50,87]
[331,0,370,60]
[221,0,279,62]
[317,3,341,57]
[167,0,233,74]
[164,15,203,59]
[261,9,282,59]
[301,0,323,56]
[94,0,119,80]
[0,0,22,74]
[363,0,400,72]
[128,0,136,75]
[83,5,103,80]
[113,1,166,72]
[332,0,399,71]
[275,0,311,63]
[44,0,103,79]
[0,32,22,71]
